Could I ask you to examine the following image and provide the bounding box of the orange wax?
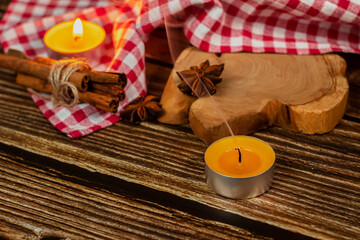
[205,136,275,178]
[44,19,105,54]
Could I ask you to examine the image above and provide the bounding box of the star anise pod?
[121,95,162,123]
[176,59,224,97]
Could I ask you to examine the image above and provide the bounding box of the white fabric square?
[53,108,72,121]
[321,1,338,16]
[167,0,182,14]
[273,41,287,48]
[273,27,286,38]
[252,23,265,35]
[210,33,222,46]
[147,6,162,23]
[240,2,255,14]
[295,41,309,49]
[300,0,314,7]
[340,11,357,22]
[13,3,27,13]
[251,38,264,48]
[230,36,242,46]
[122,53,138,69]
[33,6,46,16]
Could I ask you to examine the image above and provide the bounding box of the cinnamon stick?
[91,83,120,97]
[16,73,52,93]
[1,49,28,75]
[34,56,55,65]
[35,56,127,88]
[116,89,126,101]
[94,103,118,113]
[92,88,125,102]
[79,91,119,113]
[7,49,29,59]
[102,83,127,90]
[90,71,127,88]
[0,54,89,91]
[15,73,119,113]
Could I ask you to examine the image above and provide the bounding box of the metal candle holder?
[204,136,276,199]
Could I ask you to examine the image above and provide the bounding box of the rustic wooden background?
[0,1,359,239]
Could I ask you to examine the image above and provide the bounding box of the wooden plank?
[0,0,11,12]
[0,147,282,239]
[146,61,171,97]
[145,28,173,65]
[0,0,10,24]
[339,52,360,86]
[145,28,190,65]
[347,85,360,118]
[340,53,360,118]
[0,1,359,237]
[0,147,279,240]
[0,74,359,240]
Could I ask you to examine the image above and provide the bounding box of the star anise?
[176,59,224,97]
[121,95,162,123]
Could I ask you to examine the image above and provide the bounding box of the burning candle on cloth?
[44,18,105,65]
[205,136,275,199]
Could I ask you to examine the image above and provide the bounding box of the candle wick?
[235,147,241,163]
[74,36,82,42]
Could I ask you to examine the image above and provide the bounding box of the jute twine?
[25,59,91,108]
[47,59,90,107]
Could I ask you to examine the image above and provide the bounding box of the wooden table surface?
[0,2,359,239]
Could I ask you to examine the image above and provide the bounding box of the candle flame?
[73,18,83,41]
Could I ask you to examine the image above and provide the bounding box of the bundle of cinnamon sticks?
[0,51,127,113]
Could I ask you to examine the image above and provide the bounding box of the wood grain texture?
[0,147,277,240]
[160,47,349,144]
[0,0,11,12]
[145,28,173,65]
[146,61,171,97]
[157,68,195,124]
[0,72,359,240]
[145,27,190,65]
[0,4,359,238]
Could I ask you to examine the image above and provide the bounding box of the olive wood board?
[158,47,349,144]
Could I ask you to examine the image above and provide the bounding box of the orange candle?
[43,18,105,65]
[205,136,275,199]
[44,18,105,54]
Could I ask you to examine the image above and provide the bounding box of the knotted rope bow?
[48,59,90,107]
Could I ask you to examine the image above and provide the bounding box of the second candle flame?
[73,18,83,42]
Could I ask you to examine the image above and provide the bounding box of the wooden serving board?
[158,47,349,144]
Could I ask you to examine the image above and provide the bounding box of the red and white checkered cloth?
[1,0,360,138]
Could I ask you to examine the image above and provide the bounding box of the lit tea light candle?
[73,18,84,42]
[205,136,275,199]
[44,18,105,64]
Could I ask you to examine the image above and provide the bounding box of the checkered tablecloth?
[1,0,359,138]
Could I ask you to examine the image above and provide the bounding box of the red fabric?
[1,0,359,138]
